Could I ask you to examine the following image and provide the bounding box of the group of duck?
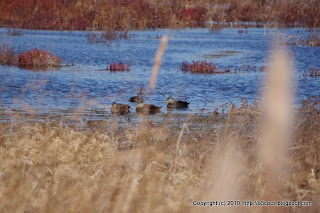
[111,93,189,115]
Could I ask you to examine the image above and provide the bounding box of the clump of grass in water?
[181,60,229,74]
[107,62,131,71]
[300,34,320,46]
[278,33,320,47]
[0,43,19,66]
[18,48,62,69]
[0,45,62,69]
[6,28,23,36]
[86,29,133,45]
[304,68,320,78]
[208,24,224,33]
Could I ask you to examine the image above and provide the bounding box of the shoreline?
[1,23,318,32]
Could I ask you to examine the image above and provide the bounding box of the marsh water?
[0,27,319,121]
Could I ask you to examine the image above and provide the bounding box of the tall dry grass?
[0,0,319,30]
[0,98,319,212]
[149,36,168,90]
[0,43,19,66]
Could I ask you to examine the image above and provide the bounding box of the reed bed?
[0,0,319,30]
[300,34,320,47]
[278,33,320,47]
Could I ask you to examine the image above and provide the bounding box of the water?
[0,28,319,120]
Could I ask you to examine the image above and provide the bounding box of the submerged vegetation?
[278,33,320,47]
[182,60,222,74]
[86,29,133,44]
[0,0,320,30]
[181,61,271,74]
[300,34,320,47]
[304,68,320,78]
[6,28,23,36]
[107,62,131,71]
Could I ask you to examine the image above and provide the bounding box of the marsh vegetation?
[0,1,320,212]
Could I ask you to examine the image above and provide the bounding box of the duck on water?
[165,97,189,109]
[129,93,143,103]
[135,102,162,114]
[111,102,130,115]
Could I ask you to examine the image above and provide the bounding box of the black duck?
[129,93,143,103]
[165,97,189,109]
[135,102,161,114]
[111,102,130,115]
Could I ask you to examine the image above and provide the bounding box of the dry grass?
[0,101,319,212]
[149,36,168,90]
[277,33,320,47]
[0,43,19,66]
[0,0,320,30]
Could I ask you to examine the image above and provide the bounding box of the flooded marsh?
[0,26,320,213]
[0,28,320,120]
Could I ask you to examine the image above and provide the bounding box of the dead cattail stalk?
[202,141,244,213]
[176,123,190,156]
[149,36,168,91]
[258,46,295,211]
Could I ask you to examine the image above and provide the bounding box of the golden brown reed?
[256,47,293,212]
[202,140,245,213]
[149,36,168,91]
[0,100,319,212]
